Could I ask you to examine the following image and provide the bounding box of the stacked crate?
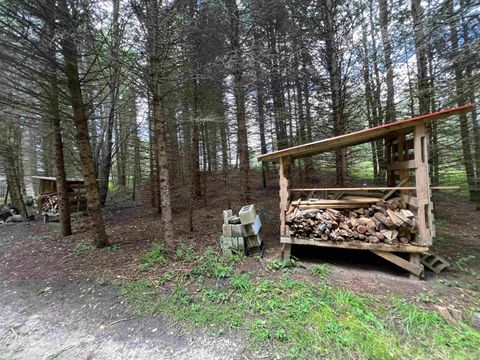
[220,205,263,257]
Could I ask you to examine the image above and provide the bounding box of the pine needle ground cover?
[119,246,480,360]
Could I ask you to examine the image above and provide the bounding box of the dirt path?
[0,224,252,360]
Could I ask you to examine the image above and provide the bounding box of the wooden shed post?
[385,137,394,187]
[279,156,292,259]
[414,122,433,247]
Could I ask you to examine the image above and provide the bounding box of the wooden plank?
[387,160,417,171]
[397,135,410,183]
[289,186,458,192]
[292,198,379,206]
[371,250,424,277]
[297,204,376,209]
[399,194,419,208]
[386,137,394,186]
[280,236,428,253]
[257,105,474,161]
[382,178,409,200]
[414,124,432,246]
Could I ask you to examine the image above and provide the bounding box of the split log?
[286,192,420,245]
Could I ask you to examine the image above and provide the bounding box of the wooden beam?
[382,178,409,200]
[409,253,422,279]
[414,124,433,246]
[289,186,459,192]
[280,236,428,253]
[371,250,424,277]
[292,198,380,206]
[387,160,417,171]
[279,156,292,258]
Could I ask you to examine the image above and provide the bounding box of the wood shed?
[258,104,474,279]
[33,176,87,218]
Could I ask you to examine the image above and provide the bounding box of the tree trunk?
[324,0,346,186]
[3,121,27,217]
[411,0,430,115]
[191,77,202,199]
[255,33,268,188]
[227,0,249,202]
[379,0,395,123]
[361,21,379,180]
[153,95,174,246]
[45,2,71,236]
[59,0,108,247]
[99,0,121,205]
[447,0,479,204]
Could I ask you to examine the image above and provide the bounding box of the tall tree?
[132,0,176,247]
[225,0,249,202]
[99,0,122,205]
[379,0,395,123]
[58,0,108,247]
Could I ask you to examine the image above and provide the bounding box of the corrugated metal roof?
[257,104,474,161]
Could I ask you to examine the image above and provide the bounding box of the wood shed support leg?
[371,250,424,279]
[279,156,292,259]
[409,253,423,280]
[414,123,433,246]
[282,243,292,260]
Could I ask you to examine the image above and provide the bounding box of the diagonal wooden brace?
[371,250,424,278]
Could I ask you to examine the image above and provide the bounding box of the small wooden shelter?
[33,176,87,217]
[258,104,474,279]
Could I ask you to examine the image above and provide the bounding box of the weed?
[190,247,232,279]
[175,243,195,262]
[455,255,476,274]
[140,243,166,270]
[107,243,121,252]
[229,273,252,291]
[416,292,436,304]
[310,264,331,278]
[96,277,108,286]
[73,243,91,256]
[267,257,297,272]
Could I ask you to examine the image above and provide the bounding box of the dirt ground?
[1,172,479,359]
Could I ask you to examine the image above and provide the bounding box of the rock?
[472,312,480,330]
[6,214,24,223]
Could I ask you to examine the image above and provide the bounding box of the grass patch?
[119,251,480,360]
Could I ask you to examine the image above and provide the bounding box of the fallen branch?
[107,312,136,326]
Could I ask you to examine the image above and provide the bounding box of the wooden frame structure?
[258,104,474,279]
[33,176,87,216]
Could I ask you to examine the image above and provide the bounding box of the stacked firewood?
[286,198,418,244]
[40,193,59,214]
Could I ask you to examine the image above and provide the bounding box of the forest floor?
[1,171,479,359]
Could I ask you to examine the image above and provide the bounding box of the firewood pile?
[40,193,59,214]
[286,197,418,244]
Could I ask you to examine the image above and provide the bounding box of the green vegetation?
[140,243,166,270]
[73,243,92,256]
[119,250,480,360]
[310,264,331,278]
[267,257,297,272]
